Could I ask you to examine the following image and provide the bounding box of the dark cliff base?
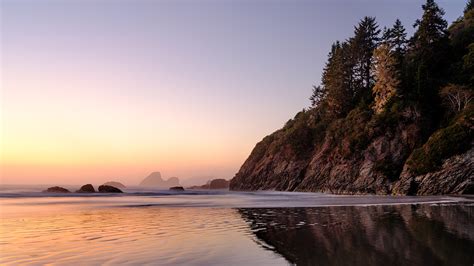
[230,106,473,195]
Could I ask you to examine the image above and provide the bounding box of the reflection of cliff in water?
[238,204,474,266]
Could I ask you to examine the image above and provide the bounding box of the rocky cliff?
[230,106,473,195]
[230,2,474,195]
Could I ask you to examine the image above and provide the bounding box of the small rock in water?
[76,184,95,193]
[43,186,70,193]
[169,186,185,191]
[102,181,126,189]
[98,185,123,193]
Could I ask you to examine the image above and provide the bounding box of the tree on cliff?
[372,44,400,114]
[450,1,474,85]
[463,44,474,83]
[408,0,449,104]
[321,42,354,116]
[236,0,473,195]
[382,19,407,57]
[440,84,473,113]
[349,16,380,101]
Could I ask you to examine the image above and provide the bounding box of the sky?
[0,0,467,185]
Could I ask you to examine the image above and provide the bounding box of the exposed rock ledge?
[230,106,473,195]
[393,148,474,195]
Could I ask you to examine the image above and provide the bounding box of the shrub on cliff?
[407,106,473,175]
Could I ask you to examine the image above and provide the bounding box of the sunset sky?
[0,0,466,185]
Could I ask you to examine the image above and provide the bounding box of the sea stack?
[102,181,126,189]
[139,172,180,188]
[43,186,70,193]
[76,184,95,193]
[98,185,123,193]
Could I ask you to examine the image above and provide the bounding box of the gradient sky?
[0,0,466,185]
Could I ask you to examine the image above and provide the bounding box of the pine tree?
[390,19,408,56]
[381,27,392,45]
[408,0,449,103]
[321,42,354,116]
[372,44,400,114]
[412,0,448,52]
[349,17,380,99]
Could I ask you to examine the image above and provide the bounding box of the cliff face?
[393,147,474,195]
[230,106,473,195]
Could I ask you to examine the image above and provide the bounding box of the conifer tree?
[408,0,449,103]
[349,16,380,99]
[372,44,400,114]
[412,0,448,52]
[389,19,408,56]
[321,42,354,116]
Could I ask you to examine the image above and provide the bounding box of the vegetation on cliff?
[230,0,473,195]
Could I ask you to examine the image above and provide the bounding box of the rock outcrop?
[209,179,230,189]
[98,185,123,193]
[188,179,230,190]
[76,184,95,193]
[393,147,474,195]
[169,186,185,191]
[139,172,180,188]
[230,106,473,195]
[102,181,126,189]
[43,186,70,193]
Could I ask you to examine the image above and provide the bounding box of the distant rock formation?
[209,179,230,189]
[103,181,126,189]
[187,179,230,190]
[139,172,180,188]
[98,185,123,193]
[169,186,185,191]
[76,184,95,193]
[43,186,70,193]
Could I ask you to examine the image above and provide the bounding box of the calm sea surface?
[0,185,473,265]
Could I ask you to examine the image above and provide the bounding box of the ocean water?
[0,185,473,265]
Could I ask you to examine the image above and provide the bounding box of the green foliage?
[309,85,325,107]
[463,43,474,83]
[284,0,474,180]
[406,106,473,175]
[325,107,373,158]
[280,109,329,159]
[248,134,276,164]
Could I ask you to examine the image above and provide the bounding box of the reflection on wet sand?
[238,204,474,266]
[0,207,288,265]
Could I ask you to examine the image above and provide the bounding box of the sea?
[1,184,473,265]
